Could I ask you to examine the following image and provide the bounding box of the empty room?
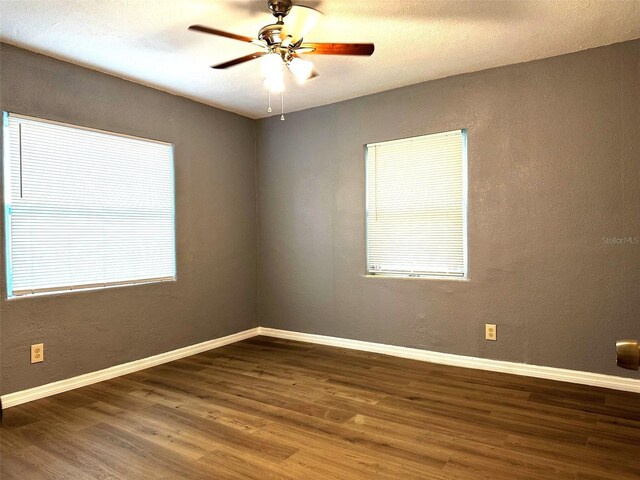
[0,0,639,478]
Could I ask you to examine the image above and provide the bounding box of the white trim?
[258,328,640,394]
[0,327,260,409]
[3,326,638,409]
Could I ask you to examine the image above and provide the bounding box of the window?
[366,129,467,278]
[2,113,176,297]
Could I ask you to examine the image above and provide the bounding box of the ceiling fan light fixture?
[260,53,284,78]
[288,57,314,82]
[280,5,323,42]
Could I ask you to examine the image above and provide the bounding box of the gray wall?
[1,39,638,395]
[257,39,640,377]
[0,44,258,394]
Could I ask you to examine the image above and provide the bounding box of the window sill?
[363,274,470,282]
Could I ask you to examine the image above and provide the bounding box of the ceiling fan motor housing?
[259,23,285,47]
[268,0,293,19]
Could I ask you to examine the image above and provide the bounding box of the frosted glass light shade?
[289,57,314,82]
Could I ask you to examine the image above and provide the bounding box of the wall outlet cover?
[31,343,44,363]
[485,324,497,341]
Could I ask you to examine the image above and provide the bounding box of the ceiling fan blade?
[211,52,266,69]
[281,5,323,42]
[299,43,375,56]
[189,25,253,43]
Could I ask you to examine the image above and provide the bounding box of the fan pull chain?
[280,90,285,121]
[267,90,272,113]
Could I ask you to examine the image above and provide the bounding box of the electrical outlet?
[31,343,44,363]
[485,324,497,341]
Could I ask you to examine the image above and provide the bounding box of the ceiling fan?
[189,0,375,118]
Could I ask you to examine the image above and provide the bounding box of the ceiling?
[1,0,639,119]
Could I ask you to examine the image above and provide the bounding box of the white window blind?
[366,129,467,278]
[3,113,176,297]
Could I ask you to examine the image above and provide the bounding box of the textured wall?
[257,40,640,377]
[1,39,638,395]
[0,44,258,394]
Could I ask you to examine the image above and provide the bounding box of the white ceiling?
[1,0,639,119]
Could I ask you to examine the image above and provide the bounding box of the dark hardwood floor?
[1,336,639,479]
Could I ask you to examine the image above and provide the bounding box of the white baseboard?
[0,327,260,409]
[3,325,638,409]
[258,327,640,394]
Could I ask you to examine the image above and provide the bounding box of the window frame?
[364,129,468,280]
[2,111,177,299]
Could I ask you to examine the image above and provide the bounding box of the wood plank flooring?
[1,336,639,479]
